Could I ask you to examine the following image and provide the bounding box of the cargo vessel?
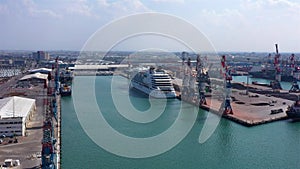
[60,84,72,96]
[286,98,300,119]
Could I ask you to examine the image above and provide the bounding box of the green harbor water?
[232,75,299,90]
[61,76,300,169]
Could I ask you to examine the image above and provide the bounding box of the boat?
[286,98,300,119]
[60,84,72,96]
[130,67,176,98]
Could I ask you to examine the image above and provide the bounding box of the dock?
[115,71,294,126]
[98,70,294,127]
[202,91,292,126]
[172,77,294,127]
[56,95,61,169]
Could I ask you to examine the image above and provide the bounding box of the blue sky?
[0,0,299,52]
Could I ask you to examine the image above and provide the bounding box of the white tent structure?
[0,96,36,136]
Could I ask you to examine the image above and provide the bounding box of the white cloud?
[266,0,299,8]
[1,0,299,51]
[23,0,62,18]
[98,0,151,19]
[110,0,149,13]
[199,8,245,28]
[67,0,98,18]
[241,0,300,14]
[0,4,9,14]
[65,0,150,19]
[97,0,109,7]
[187,0,300,52]
[151,0,185,3]
[0,0,62,19]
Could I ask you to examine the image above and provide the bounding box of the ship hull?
[60,85,72,97]
[286,110,300,119]
[130,81,176,99]
[60,91,72,97]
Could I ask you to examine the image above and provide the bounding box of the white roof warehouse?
[0,96,36,136]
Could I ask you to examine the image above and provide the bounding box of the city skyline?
[0,0,299,52]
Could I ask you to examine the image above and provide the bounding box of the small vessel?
[286,98,300,119]
[60,84,72,96]
[130,67,176,98]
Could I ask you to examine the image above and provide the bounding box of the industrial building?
[29,68,52,74]
[18,73,48,87]
[0,96,36,136]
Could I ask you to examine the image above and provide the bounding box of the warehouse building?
[29,68,52,74]
[0,96,36,137]
[18,72,48,87]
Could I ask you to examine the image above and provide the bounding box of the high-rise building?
[33,51,50,62]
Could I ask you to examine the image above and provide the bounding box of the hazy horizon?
[1,49,300,54]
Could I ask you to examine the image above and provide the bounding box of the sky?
[0,0,299,52]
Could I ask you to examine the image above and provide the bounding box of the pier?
[56,95,61,169]
[172,77,294,127]
[114,70,292,127]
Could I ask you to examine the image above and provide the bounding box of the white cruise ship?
[130,67,176,98]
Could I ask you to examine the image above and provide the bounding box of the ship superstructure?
[130,67,176,98]
[286,97,300,119]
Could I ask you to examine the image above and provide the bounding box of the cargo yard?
[0,52,65,168]
[175,46,300,126]
[0,82,46,168]
[174,79,295,126]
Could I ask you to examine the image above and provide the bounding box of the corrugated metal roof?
[19,73,48,81]
[72,64,129,70]
[0,96,35,119]
[29,68,52,74]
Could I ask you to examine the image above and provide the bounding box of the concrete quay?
[106,72,297,126]
[173,78,294,127]
[111,72,294,127]
[55,95,61,169]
